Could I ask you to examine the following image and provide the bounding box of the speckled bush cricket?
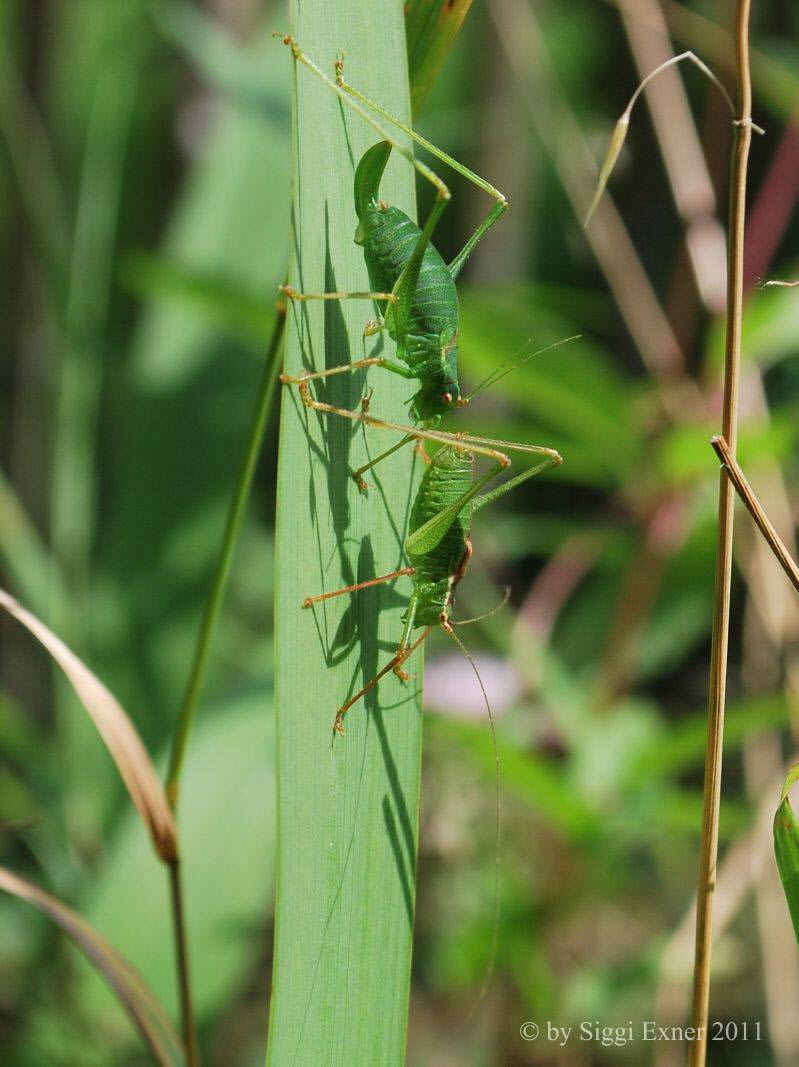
[277,34,512,487]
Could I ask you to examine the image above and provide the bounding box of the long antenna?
[454,586,511,626]
[463,334,581,404]
[443,621,501,1020]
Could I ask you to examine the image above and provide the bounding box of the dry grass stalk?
[711,436,799,593]
[0,865,185,1066]
[0,587,177,862]
[688,2,754,1061]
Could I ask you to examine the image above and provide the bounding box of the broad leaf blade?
[267,4,422,1063]
[267,3,422,1062]
[405,0,475,116]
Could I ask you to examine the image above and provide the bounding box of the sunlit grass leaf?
[774,762,799,945]
[405,0,475,116]
[0,588,177,862]
[0,866,185,1067]
[267,4,423,1063]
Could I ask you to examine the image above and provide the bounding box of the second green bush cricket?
[288,378,563,734]
[277,34,513,487]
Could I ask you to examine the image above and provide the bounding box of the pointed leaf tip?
[584,114,629,227]
[774,762,799,947]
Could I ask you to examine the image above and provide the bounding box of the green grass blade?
[405,0,475,116]
[774,763,799,945]
[267,3,423,1064]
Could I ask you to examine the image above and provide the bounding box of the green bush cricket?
[277,34,512,487]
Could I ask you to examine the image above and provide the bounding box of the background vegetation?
[1,0,799,1063]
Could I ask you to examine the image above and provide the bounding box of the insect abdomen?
[363,207,458,340]
[407,447,472,625]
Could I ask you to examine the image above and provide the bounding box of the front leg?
[279,355,415,387]
[280,283,395,304]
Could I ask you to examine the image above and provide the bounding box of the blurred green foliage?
[1,0,799,1064]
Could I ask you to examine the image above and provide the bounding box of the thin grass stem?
[165,298,287,808]
[711,436,799,593]
[688,3,754,1062]
[163,297,287,1062]
[168,861,199,1067]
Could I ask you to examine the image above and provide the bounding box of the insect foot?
[276,33,300,59]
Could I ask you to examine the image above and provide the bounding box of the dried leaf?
[584,114,629,227]
[584,50,737,227]
[0,865,185,1066]
[0,588,177,861]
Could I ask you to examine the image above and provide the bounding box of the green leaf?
[405,0,475,117]
[126,28,289,392]
[429,716,600,843]
[100,19,290,726]
[629,695,789,781]
[774,763,799,946]
[268,5,422,1063]
[76,697,275,1031]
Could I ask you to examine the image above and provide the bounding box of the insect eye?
[443,392,453,404]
